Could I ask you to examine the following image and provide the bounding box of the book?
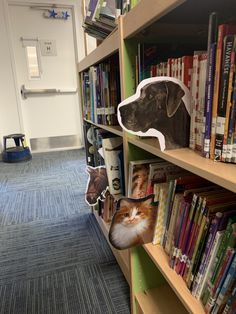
[195,53,207,153]
[102,137,123,195]
[203,12,218,158]
[225,45,236,162]
[221,38,236,161]
[196,231,224,300]
[207,248,236,313]
[191,212,224,295]
[189,51,206,150]
[214,35,236,161]
[146,162,182,195]
[201,219,236,307]
[210,24,236,160]
[128,158,161,199]
[152,182,169,245]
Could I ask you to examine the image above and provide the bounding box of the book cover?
[195,53,207,153]
[210,24,236,160]
[196,231,224,299]
[102,137,123,194]
[214,35,236,161]
[203,12,218,158]
[206,248,236,314]
[152,182,169,245]
[226,48,236,162]
[201,219,236,306]
[222,38,236,161]
[128,158,161,199]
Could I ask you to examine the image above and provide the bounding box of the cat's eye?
[124,213,129,217]
[137,211,141,215]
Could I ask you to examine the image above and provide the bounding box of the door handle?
[21,85,77,99]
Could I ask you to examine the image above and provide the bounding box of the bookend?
[85,165,109,206]
[109,194,158,250]
[118,77,191,150]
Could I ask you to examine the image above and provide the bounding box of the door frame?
[4,0,86,149]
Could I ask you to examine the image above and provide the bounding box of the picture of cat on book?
[109,194,158,250]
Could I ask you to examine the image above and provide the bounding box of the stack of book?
[133,12,236,164]
[83,0,140,40]
[81,54,121,126]
[127,157,236,312]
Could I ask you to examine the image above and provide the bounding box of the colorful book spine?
[203,12,218,158]
[214,35,235,161]
[203,43,217,157]
[210,24,236,160]
[196,231,224,300]
[191,212,223,295]
[206,249,236,314]
[164,193,183,255]
[212,252,236,314]
[152,183,169,245]
[222,286,236,314]
[201,220,236,306]
[222,40,236,161]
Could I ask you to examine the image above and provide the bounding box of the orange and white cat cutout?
[85,166,109,206]
[109,194,158,250]
[118,77,191,151]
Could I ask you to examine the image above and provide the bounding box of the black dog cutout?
[118,77,191,150]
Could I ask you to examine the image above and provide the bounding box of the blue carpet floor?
[0,149,130,314]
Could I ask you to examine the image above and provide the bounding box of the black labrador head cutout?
[85,166,109,206]
[109,194,158,250]
[118,77,191,150]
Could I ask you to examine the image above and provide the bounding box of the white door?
[8,4,82,151]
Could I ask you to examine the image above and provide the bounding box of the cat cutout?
[85,166,109,206]
[109,195,158,250]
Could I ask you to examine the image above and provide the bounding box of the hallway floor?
[0,149,130,314]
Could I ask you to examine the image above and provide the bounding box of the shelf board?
[135,285,188,314]
[127,136,236,193]
[143,244,205,314]
[92,210,130,285]
[78,29,119,72]
[123,0,185,39]
[84,119,123,137]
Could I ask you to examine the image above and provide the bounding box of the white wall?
[0,0,95,151]
[0,1,21,151]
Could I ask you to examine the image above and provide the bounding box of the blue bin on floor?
[2,134,32,163]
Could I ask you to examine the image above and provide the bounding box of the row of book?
[126,156,236,313]
[137,16,236,164]
[83,121,125,196]
[81,54,121,126]
[84,0,140,40]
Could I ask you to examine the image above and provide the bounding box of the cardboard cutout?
[109,194,158,250]
[85,166,109,206]
[118,77,191,150]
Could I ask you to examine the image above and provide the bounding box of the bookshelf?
[79,0,236,313]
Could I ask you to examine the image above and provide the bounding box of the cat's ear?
[119,199,130,208]
[142,195,155,207]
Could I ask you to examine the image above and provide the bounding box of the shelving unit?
[78,0,236,313]
[84,119,123,137]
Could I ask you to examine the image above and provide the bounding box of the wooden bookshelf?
[93,209,130,285]
[143,244,205,314]
[123,0,185,39]
[84,119,123,137]
[127,135,236,193]
[78,28,119,72]
[135,285,189,314]
[79,1,236,313]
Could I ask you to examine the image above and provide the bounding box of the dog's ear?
[165,81,185,117]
